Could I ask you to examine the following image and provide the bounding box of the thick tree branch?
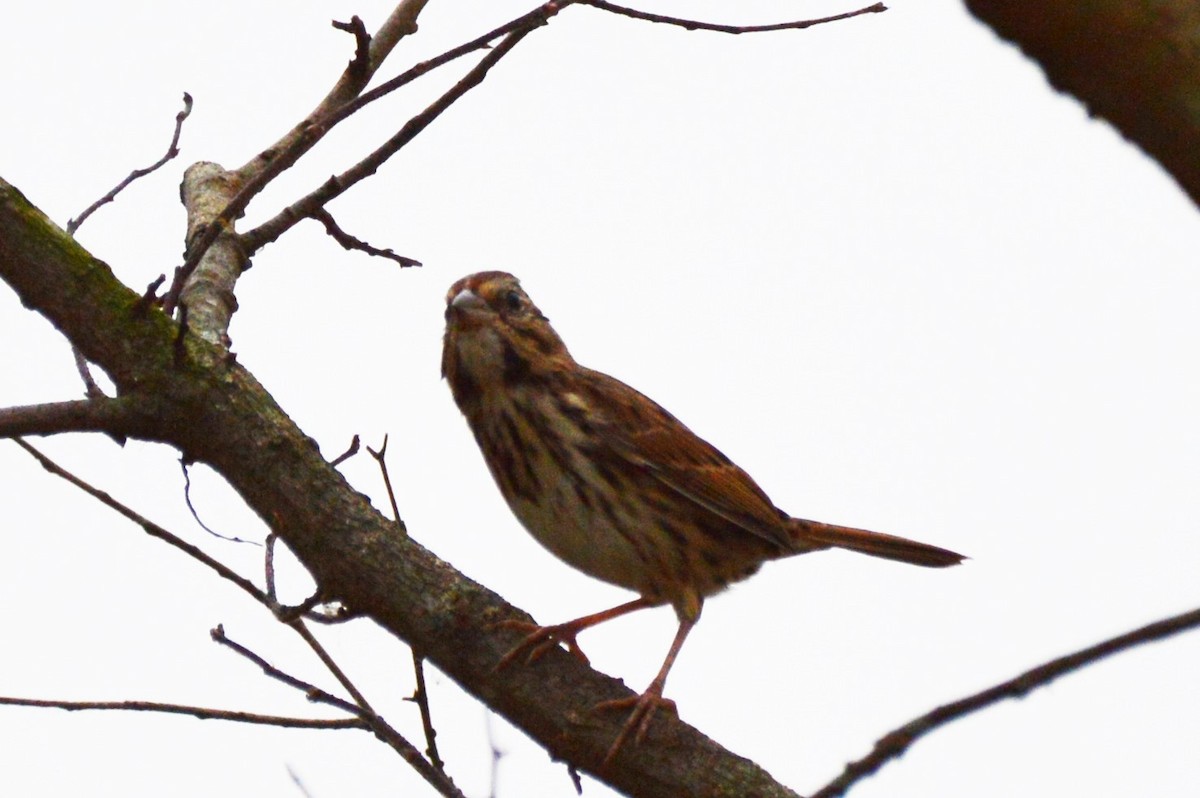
[965,0,1200,208]
[2,176,800,797]
[0,398,140,439]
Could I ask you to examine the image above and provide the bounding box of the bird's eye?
[503,290,524,312]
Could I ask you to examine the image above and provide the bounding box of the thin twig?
[181,459,259,544]
[213,626,467,798]
[485,711,505,798]
[286,619,374,713]
[335,1,573,122]
[577,0,886,33]
[811,604,1200,798]
[407,652,444,771]
[211,625,361,714]
[13,438,268,604]
[132,274,167,316]
[366,434,405,531]
[312,209,422,267]
[72,348,107,399]
[287,765,316,798]
[0,696,363,730]
[330,434,361,466]
[67,93,193,234]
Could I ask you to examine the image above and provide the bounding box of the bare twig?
[366,435,405,531]
[0,696,363,730]
[287,766,316,798]
[240,17,552,254]
[811,604,1200,798]
[132,274,167,316]
[485,712,505,798]
[287,619,374,712]
[13,438,269,605]
[332,16,372,79]
[72,348,107,399]
[312,209,422,267]
[577,0,886,33]
[407,652,444,771]
[67,93,193,235]
[336,1,574,121]
[213,626,467,798]
[330,434,361,466]
[181,459,258,544]
[212,625,361,713]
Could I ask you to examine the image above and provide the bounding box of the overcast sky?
[2,1,1198,796]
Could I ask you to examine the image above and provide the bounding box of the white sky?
[2,1,1198,796]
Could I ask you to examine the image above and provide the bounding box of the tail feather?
[791,518,965,568]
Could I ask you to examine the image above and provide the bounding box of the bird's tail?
[790,518,965,568]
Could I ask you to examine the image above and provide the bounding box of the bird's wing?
[578,368,794,550]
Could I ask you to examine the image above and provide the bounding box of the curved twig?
[812,604,1200,798]
[578,0,886,33]
[67,93,193,235]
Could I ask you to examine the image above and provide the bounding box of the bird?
[441,270,964,763]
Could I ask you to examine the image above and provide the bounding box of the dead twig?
[366,435,405,532]
[0,696,364,730]
[330,434,361,466]
[576,0,886,34]
[67,93,193,235]
[14,438,270,602]
[332,16,372,79]
[181,458,259,544]
[213,626,467,798]
[811,604,1200,798]
[312,209,422,267]
[407,651,444,772]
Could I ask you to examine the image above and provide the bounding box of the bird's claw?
[493,618,591,669]
[595,689,678,766]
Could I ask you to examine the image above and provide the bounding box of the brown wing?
[576,367,795,550]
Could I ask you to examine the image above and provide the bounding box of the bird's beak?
[450,288,486,311]
[446,287,491,327]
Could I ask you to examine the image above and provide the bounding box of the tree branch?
[577,0,886,34]
[3,175,803,798]
[163,1,434,316]
[212,626,467,798]
[312,209,422,267]
[0,398,139,439]
[964,0,1200,208]
[67,93,193,235]
[0,696,364,730]
[240,17,552,254]
[812,604,1200,798]
[12,438,269,605]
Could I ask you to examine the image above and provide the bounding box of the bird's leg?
[595,608,700,766]
[495,597,657,669]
